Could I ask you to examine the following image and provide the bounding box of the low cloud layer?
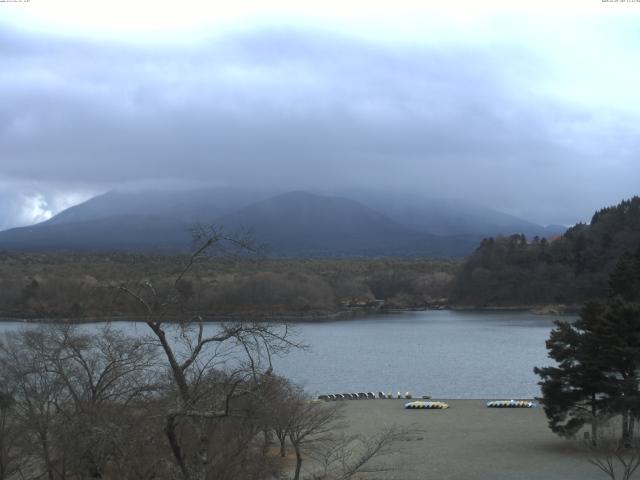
[1,12,639,229]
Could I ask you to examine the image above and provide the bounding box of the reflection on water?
[0,310,571,399]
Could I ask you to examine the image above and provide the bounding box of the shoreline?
[0,304,579,324]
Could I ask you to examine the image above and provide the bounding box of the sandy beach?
[334,399,606,480]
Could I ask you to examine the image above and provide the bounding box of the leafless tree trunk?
[586,421,640,480]
[116,226,300,480]
[0,390,25,480]
[298,424,417,480]
[285,393,345,480]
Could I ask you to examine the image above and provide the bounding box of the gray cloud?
[0,24,638,228]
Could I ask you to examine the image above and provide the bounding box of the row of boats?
[486,400,536,408]
[405,401,449,409]
[404,399,536,409]
[318,393,536,409]
[318,391,428,401]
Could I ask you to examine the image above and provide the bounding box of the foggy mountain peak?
[1,5,639,231]
[0,188,566,257]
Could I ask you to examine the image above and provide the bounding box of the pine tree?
[534,302,612,443]
[594,299,640,444]
[535,248,640,444]
[609,248,640,303]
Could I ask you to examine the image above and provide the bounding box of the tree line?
[454,196,640,306]
[0,253,456,320]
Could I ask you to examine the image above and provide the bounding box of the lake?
[0,310,569,399]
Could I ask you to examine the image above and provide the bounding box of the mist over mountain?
[42,187,281,227]
[0,215,189,252]
[330,189,565,238]
[0,188,565,257]
[216,190,463,256]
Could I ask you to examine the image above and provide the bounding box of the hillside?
[453,196,640,306]
[43,187,278,226]
[0,188,559,257]
[341,190,565,238]
[0,215,191,252]
[217,191,457,256]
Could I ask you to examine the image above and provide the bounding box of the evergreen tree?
[455,196,640,306]
[594,299,640,444]
[534,302,612,443]
[609,248,640,303]
[535,253,640,444]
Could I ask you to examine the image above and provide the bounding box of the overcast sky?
[1,0,639,230]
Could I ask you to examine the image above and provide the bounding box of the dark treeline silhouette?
[453,196,640,306]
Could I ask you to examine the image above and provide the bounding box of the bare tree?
[259,375,299,458]
[115,226,300,480]
[47,324,159,478]
[309,426,417,480]
[585,420,640,480]
[0,329,69,480]
[0,390,26,480]
[282,388,415,480]
[0,325,161,480]
[286,397,346,480]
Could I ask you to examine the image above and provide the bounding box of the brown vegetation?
[0,252,457,320]
[1,324,408,480]
[0,229,415,480]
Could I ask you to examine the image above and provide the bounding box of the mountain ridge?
[0,189,565,257]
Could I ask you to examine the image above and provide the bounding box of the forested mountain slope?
[454,197,640,306]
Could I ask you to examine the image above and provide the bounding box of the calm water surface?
[0,310,570,399]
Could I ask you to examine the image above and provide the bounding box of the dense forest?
[454,196,640,307]
[0,254,456,320]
